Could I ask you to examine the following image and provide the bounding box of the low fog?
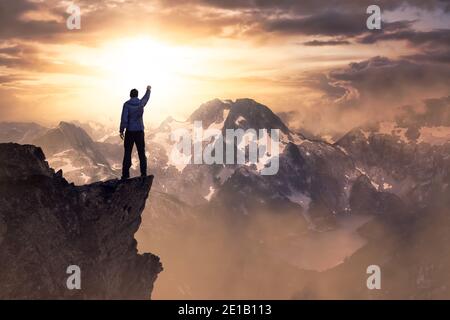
[136,188,450,299]
[136,197,372,300]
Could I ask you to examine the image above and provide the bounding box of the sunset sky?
[0,0,449,133]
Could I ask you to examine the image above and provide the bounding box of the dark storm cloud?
[263,11,367,36]
[358,29,450,64]
[327,56,450,105]
[303,39,351,46]
[398,96,450,127]
[285,55,450,134]
[356,26,450,64]
[244,11,418,43]
[159,0,449,44]
[187,0,449,13]
[298,20,411,47]
[359,28,450,45]
[301,74,349,99]
[1,0,449,43]
[0,0,66,40]
[405,50,450,64]
[0,0,145,43]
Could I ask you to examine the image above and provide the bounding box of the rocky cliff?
[0,143,162,299]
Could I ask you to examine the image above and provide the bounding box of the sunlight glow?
[100,37,190,94]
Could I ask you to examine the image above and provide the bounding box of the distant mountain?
[146,98,387,229]
[70,120,118,142]
[336,122,450,210]
[2,98,450,299]
[285,121,450,299]
[0,122,47,144]
[30,121,118,184]
[3,102,448,223]
[71,120,120,143]
[188,98,290,134]
[32,121,107,161]
[0,121,119,185]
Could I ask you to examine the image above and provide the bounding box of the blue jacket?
[120,88,151,133]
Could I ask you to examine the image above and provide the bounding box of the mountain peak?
[187,98,290,134]
[58,121,73,127]
[188,99,231,127]
[32,121,109,168]
[226,99,290,134]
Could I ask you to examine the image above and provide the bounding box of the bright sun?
[67,36,216,123]
[101,37,182,90]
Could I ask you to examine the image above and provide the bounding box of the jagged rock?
[30,122,117,185]
[349,175,380,215]
[337,125,450,210]
[0,143,162,299]
[350,175,410,223]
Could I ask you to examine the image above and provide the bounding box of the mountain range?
[1,98,449,299]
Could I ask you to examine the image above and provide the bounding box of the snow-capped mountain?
[2,100,447,225]
[336,121,450,210]
[24,121,118,184]
[2,98,449,299]
[0,121,148,185]
[138,98,400,230]
[71,120,118,143]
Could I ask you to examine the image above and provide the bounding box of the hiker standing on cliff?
[120,85,151,179]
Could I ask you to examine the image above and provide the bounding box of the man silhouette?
[120,85,151,179]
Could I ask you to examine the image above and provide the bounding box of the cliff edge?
[0,143,162,299]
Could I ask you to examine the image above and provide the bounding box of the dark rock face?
[0,143,162,299]
[349,175,410,225]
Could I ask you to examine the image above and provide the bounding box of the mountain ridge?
[0,143,162,299]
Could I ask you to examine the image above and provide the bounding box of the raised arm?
[140,86,151,107]
[120,103,129,134]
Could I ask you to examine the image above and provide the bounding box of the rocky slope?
[0,143,162,299]
[32,122,118,184]
[143,99,384,230]
[336,122,450,210]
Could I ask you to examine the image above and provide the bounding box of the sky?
[0,0,449,133]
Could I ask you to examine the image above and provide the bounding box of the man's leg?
[122,131,134,179]
[136,131,147,177]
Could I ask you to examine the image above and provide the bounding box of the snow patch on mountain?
[48,150,83,173]
[204,186,216,201]
[235,116,246,125]
[418,126,450,145]
[287,189,311,211]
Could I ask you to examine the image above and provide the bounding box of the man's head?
[130,89,138,98]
